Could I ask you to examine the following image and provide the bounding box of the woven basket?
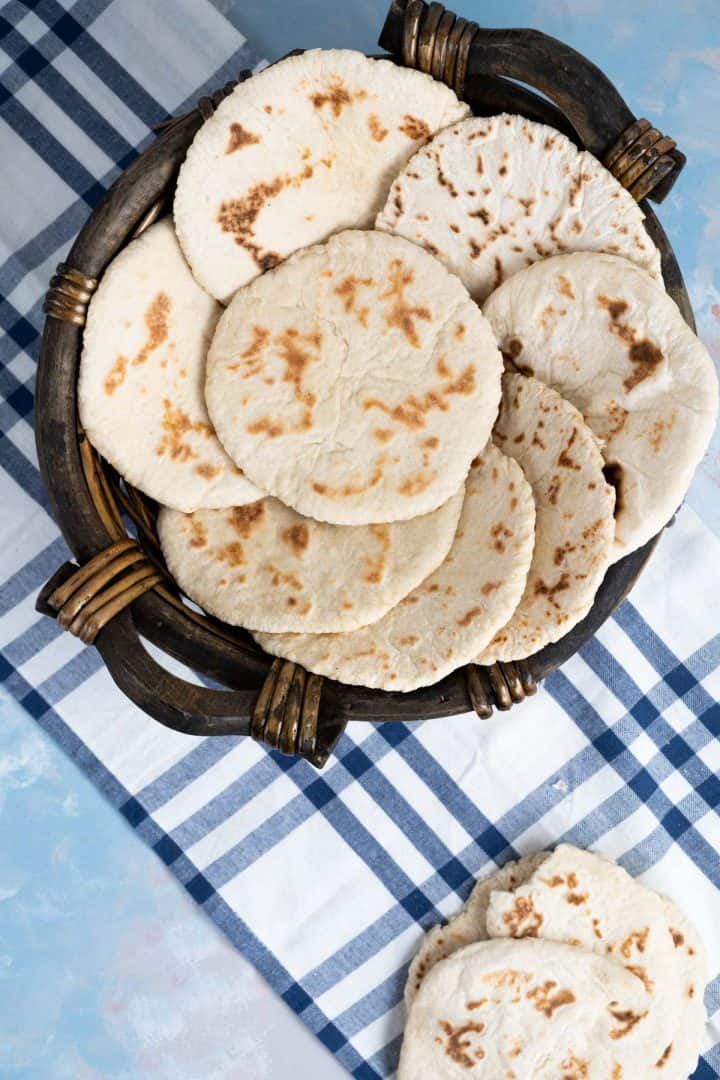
[35,0,694,768]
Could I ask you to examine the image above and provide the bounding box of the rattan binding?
[34,1,696,764]
[43,264,98,326]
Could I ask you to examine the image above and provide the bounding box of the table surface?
[3,0,719,1076]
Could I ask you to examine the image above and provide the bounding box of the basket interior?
[59,52,689,717]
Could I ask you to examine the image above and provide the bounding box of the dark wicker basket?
[34,0,693,768]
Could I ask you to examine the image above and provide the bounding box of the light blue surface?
[2,1,719,1076]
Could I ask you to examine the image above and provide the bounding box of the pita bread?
[483,252,719,561]
[405,853,549,1009]
[399,937,654,1079]
[157,487,463,634]
[206,230,503,525]
[174,49,469,302]
[78,219,262,513]
[478,373,615,665]
[376,113,661,303]
[657,896,707,1079]
[253,445,535,690]
[485,843,686,1070]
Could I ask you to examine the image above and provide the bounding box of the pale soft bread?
[483,252,719,561]
[405,853,549,1009]
[78,219,262,513]
[157,488,463,634]
[174,49,469,302]
[655,896,707,1079]
[206,230,503,525]
[253,445,535,690]
[486,843,685,1071]
[377,113,661,302]
[399,937,654,1078]
[477,374,614,664]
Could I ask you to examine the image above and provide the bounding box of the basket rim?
[34,48,694,728]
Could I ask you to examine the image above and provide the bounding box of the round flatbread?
[483,252,719,561]
[377,113,661,302]
[478,373,614,665]
[206,230,503,525]
[253,445,535,690]
[157,487,463,634]
[485,843,687,1071]
[405,853,550,1009]
[399,937,654,1079]
[78,219,262,513]
[174,49,469,302]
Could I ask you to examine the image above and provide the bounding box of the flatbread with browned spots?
[157,487,463,634]
[399,937,656,1078]
[206,230,503,525]
[377,113,661,303]
[477,374,614,665]
[78,219,262,513]
[483,252,719,561]
[174,49,469,302]
[655,896,707,1079]
[405,853,550,1010]
[253,445,535,690]
[485,844,696,1075]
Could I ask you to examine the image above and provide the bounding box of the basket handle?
[36,557,346,767]
[379,0,684,203]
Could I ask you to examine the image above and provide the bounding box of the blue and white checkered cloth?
[1,1,719,1076]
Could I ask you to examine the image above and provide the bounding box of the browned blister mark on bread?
[227,502,265,537]
[225,122,261,153]
[187,516,208,549]
[625,964,654,993]
[334,275,374,328]
[620,927,649,957]
[156,399,211,462]
[560,1054,589,1078]
[491,522,514,553]
[195,463,221,480]
[431,150,459,197]
[399,114,431,141]
[311,456,386,500]
[608,1004,649,1040]
[557,427,580,470]
[217,165,315,270]
[367,113,388,141]
[275,326,322,409]
[527,981,576,1018]
[398,471,438,496]
[380,259,432,348]
[281,523,309,556]
[502,896,544,937]
[309,77,366,117]
[533,573,571,610]
[597,294,664,392]
[228,325,270,375]
[557,274,576,299]
[362,524,390,583]
[105,292,171,394]
[247,415,284,438]
[363,363,476,431]
[437,1020,486,1068]
[655,1044,673,1068]
[104,355,127,396]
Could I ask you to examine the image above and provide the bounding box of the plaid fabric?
[1,1,719,1076]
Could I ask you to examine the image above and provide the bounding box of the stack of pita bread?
[77,48,718,694]
[399,844,708,1078]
